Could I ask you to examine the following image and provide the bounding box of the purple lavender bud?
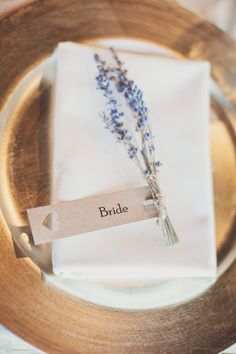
[128,145,137,159]
[143,132,150,141]
[149,145,155,153]
[155,161,162,167]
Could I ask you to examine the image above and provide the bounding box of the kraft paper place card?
[47,42,216,280]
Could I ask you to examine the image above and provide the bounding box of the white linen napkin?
[50,41,216,280]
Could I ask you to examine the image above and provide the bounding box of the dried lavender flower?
[95,53,139,159]
[94,49,179,247]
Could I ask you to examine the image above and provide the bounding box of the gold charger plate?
[0,0,236,352]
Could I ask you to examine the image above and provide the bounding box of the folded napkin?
[50,41,216,281]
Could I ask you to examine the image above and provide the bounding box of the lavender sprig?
[95,54,145,170]
[94,50,179,246]
[110,47,160,175]
[94,54,137,158]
